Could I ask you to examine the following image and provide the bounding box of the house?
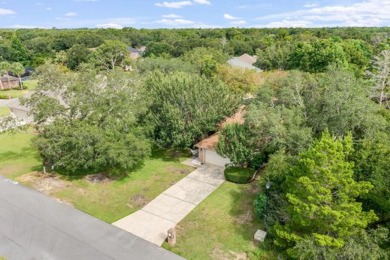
[128,46,146,59]
[228,53,261,72]
[0,75,20,90]
[194,106,246,167]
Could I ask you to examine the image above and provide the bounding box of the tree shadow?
[0,146,36,163]
[228,183,264,243]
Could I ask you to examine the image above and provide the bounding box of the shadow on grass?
[151,148,190,162]
[228,184,263,243]
[0,147,37,163]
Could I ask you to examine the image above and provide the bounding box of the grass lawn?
[0,80,38,99]
[0,106,10,117]
[0,131,41,179]
[18,150,194,223]
[163,181,275,259]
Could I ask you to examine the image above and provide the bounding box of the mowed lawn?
[51,153,193,223]
[0,130,194,223]
[0,131,41,179]
[163,181,275,259]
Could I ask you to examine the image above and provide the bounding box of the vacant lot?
[163,181,275,259]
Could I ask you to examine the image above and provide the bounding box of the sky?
[0,0,389,29]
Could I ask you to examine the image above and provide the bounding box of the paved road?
[0,92,33,125]
[113,165,225,246]
[0,176,183,260]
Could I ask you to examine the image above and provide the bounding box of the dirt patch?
[18,171,67,195]
[210,247,248,260]
[248,182,260,194]
[166,166,189,175]
[236,211,253,225]
[85,173,111,184]
[128,194,148,208]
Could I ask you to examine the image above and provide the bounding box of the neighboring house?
[194,106,246,167]
[0,75,20,90]
[128,46,146,59]
[228,53,261,72]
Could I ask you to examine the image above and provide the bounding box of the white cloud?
[193,0,210,5]
[162,14,182,18]
[231,20,246,26]
[257,20,313,28]
[65,12,77,17]
[224,13,240,20]
[96,23,123,29]
[257,0,390,27]
[303,3,318,8]
[11,24,48,29]
[155,1,193,8]
[46,7,52,11]
[74,0,99,2]
[157,18,194,25]
[0,8,15,15]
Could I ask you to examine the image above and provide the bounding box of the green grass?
[0,131,41,179]
[225,167,255,184]
[20,150,194,223]
[163,181,275,259]
[0,80,38,99]
[0,106,10,117]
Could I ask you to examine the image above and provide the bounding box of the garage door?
[205,149,231,167]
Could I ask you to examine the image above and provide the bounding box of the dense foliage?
[23,64,151,175]
[2,27,388,258]
[144,71,239,148]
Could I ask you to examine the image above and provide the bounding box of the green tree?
[90,40,128,70]
[181,47,227,77]
[369,50,390,108]
[217,123,263,168]
[274,131,378,258]
[9,62,24,89]
[23,63,151,175]
[144,71,239,148]
[9,33,30,65]
[66,44,90,70]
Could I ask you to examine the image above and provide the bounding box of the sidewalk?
[113,165,225,246]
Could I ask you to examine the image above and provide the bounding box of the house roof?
[127,47,145,54]
[194,133,219,150]
[238,54,257,65]
[227,58,261,72]
[0,75,19,82]
[195,106,247,150]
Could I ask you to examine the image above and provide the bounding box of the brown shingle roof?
[195,106,247,150]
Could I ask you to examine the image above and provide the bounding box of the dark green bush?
[224,166,254,184]
[254,192,267,219]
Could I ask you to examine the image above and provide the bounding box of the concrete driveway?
[0,176,182,260]
[113,165,225,246]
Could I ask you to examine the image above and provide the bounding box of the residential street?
[0,176,183,260]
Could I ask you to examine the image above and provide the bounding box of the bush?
[224,166,255,184]
[254,192,267,219]
[0,94,10,99]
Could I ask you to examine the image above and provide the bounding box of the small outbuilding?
[194,106,246,168]
[0,75,20,90]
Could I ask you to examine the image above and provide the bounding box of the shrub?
[254,192,267,219]
[224,166,255,184]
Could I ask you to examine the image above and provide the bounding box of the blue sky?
[0,0,389,29]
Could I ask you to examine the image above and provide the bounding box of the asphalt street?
[0,176,183,260]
